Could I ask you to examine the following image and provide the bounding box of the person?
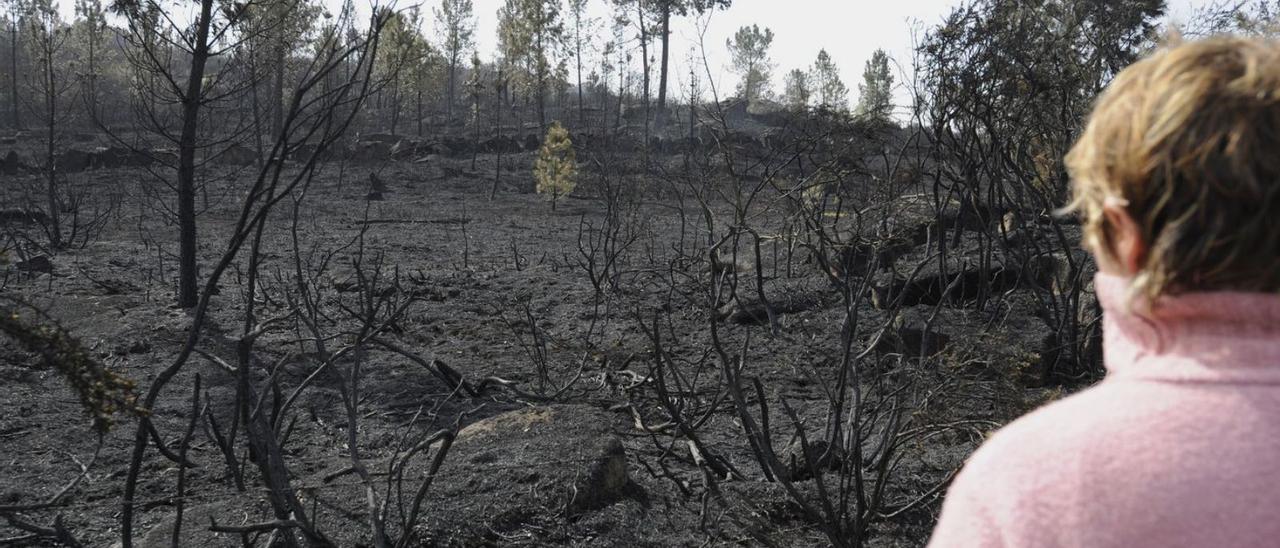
[927,36,1280,547]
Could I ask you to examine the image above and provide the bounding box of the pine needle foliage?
[534,121,577,210]
[0,297,146,433]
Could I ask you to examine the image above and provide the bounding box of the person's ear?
[1100,200,1146,275]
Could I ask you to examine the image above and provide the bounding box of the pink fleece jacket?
[928,273,1280,547]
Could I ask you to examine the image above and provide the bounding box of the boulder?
[351,140,392,162]
[55,148,94,173]
[92,146,153,169]
[719,289,827,326]
[782,439,845,481]
[480,135,520,154]
[672,136,703,154]
[423,405,629,540]
[826,239,915,279]
[875,324,952,358]
[150,148,178,166]
[292,142,318,161]
[873,265,1023,309]
[440,136,473,157]
[217,144,257,166]
[360,133,401,145]
[0,209,49,226]
[648,136,664,153]
[15,255,53,274]
[571,133,594,150]
[390,138,434,160]
[523,134,541,152]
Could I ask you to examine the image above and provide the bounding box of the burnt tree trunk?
[9,18,20,130]
[536,32,547,132]
[272,44,284,137]
[656,2,671,128]
[637,1,650,131]
[416,87,423,137]
[176,0,216,309]
[41,37,61,248]
[491,70,504,201]
[574,8,584,126]
[447,58,457,120]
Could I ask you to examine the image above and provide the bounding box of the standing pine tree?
[855,48,894,123]
[435,0,475,121]
[534,121,576,211]
[3,0,21,129]
[497,0,563,132]
[74,0,108,123]
[783,68,811,111]
[809,48,848,112]
[726,24,774,105]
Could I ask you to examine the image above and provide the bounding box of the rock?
[15,255,53,274]
[719,290,827,326]
[648,136,664,153]
[440,136,473,157]
[150,148,178,166]
[292,142,317,161]
[875,324,951,358]
[826,239,915,279]
[92,146,153,169]
[217,144,257,166]
[873,266,1023,309]
[0,150,19,174]
[390,138,433,160]
[1000,211,1020,234]
[360,133,401,145]
[524,134,541,152]
[425,405,629,540]
[56,148,94,172]
[0,209,49,226]
[480,135,521,154]
[351,140,392,162]
[1022,252,1072,295]
[570,133,593,150]
[114,339,152,356]
[782,439,845,481]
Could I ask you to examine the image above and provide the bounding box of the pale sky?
[470,0,1209,113]
[57,0,1211,113]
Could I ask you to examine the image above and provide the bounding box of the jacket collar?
[1097,273,1280,382]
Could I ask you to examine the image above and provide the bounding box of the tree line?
[0,0,903,139]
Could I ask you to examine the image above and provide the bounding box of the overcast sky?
[58,0,1211,113]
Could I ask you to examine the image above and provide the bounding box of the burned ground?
[0,130,1080,546]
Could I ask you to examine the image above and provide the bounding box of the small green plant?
[534,121,577,211]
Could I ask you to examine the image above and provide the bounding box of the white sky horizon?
[55,0,1211,115]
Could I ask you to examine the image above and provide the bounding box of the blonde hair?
[1064,35,1280,299]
